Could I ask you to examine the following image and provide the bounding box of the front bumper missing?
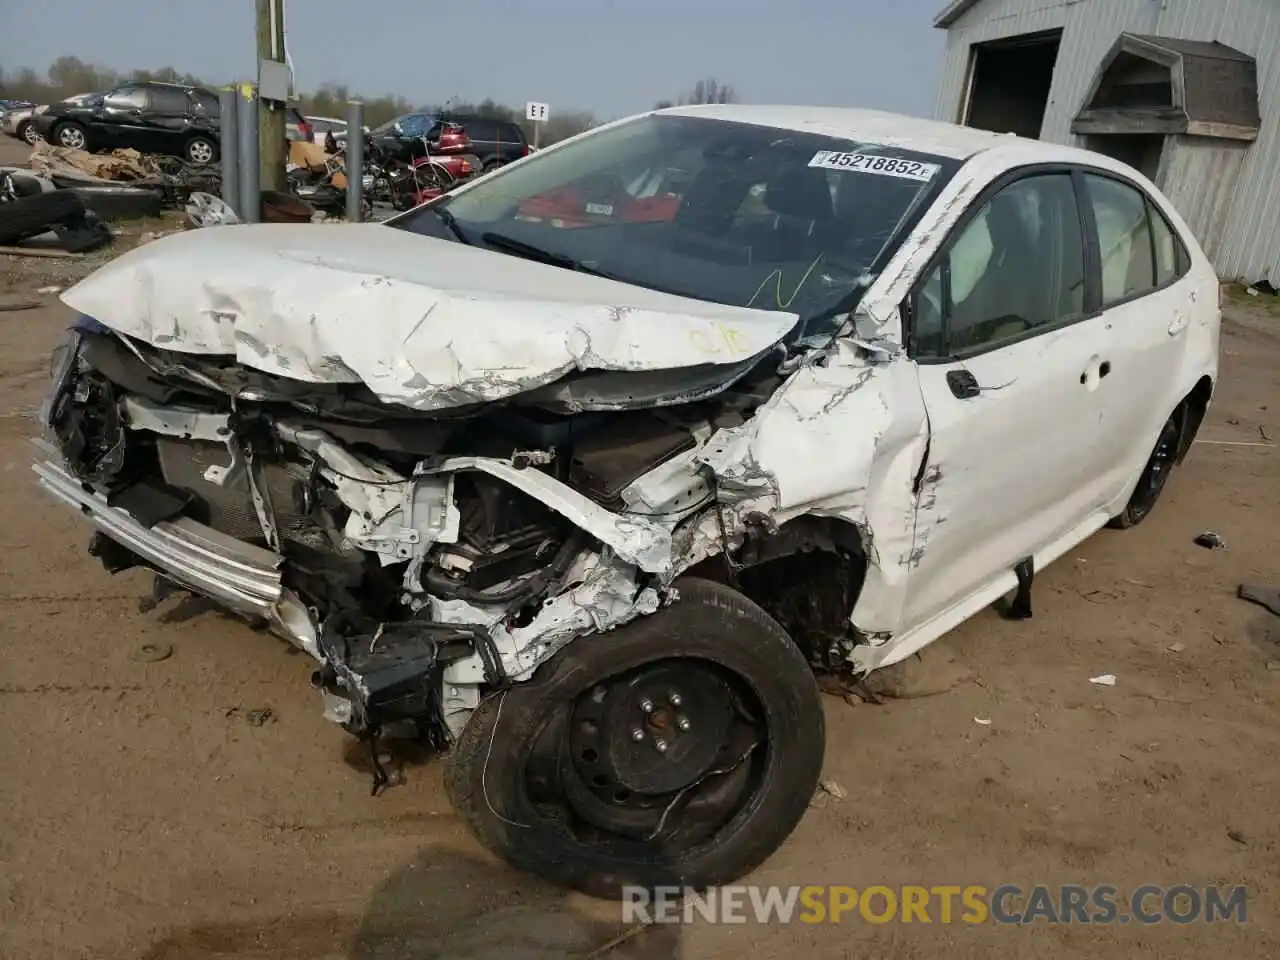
[30,438,321,658]
[31,439,492,783]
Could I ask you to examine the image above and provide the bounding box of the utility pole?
[255,0,287,192]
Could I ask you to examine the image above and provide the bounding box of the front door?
[901,170,1114,629]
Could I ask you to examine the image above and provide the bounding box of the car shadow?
[138,844,683,959]
[351,844,683,959]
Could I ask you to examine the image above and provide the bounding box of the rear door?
[902,168,1115,630]
[144,86,192,153]
[1075,170,1203,504]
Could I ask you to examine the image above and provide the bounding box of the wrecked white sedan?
[33,104,1219,897]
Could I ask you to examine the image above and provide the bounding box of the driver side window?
[913,172,1086,358]
[104,87,148,110]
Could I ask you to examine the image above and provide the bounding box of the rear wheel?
[1108,409,1182,529]
[184,136,217,165]
[18,119,39,145]
[53,122,87,150]
[445,577,825,899]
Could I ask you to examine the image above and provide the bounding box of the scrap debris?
[1089,674,1117,687]
[27,142,162,182]
[225,706,276,727]
[1194,531,1227,550]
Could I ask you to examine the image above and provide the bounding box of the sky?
[0,0,948,122]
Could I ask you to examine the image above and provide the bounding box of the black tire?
[184,136,217,165]
[482,158,502,174]
[17,118,39,146]
[70,185,164,221]
[52,121,88,151]
[444,576,825,900]
[1108,408,1183,529]
[0,189,86,246]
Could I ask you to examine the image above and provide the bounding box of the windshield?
[389,113,958,338]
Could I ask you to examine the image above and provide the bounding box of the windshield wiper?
[429,204,470,245]
[480,232,612,277]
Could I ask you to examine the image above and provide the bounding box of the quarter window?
[913,173,1086,357]
[1147,199,1187,285]
[1082,173,1158,304]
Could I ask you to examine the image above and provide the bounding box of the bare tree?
[683,78,738,105]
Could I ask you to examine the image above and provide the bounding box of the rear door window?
[149,88,189,114]
[1081,173,1158,305]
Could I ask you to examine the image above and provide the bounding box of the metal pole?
[255,0,287,192]
[237,83,260,223]
[218,88,240,215]
[345,100,364,222]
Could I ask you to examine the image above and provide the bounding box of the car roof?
[656,103,1072,161]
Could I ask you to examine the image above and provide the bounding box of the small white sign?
[808,151,939,181]
[525,101,550,122]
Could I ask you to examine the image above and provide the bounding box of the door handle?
[1168,314,1189,335]
[1080,359,1111,384]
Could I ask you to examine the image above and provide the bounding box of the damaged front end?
[36,314,844,781]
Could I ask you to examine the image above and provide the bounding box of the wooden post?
[255,0,287,192]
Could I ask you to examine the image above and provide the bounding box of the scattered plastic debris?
[1089,674,1117,687]
[818,779,848,801]
[973,716,992,726]
[36,285,61,294]
[1228,829,1248,845]
[1166,642,1186,654]
[1194,531,1227,550]
[226,705,275,726]
[245,707,275,727]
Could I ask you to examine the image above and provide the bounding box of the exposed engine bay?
[37,315,872,790]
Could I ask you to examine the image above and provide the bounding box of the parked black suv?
[33,81,221,163]
[438,115,530,171]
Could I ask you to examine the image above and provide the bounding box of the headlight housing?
[39,328,82,428]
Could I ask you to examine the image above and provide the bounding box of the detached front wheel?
[445,577,825,899]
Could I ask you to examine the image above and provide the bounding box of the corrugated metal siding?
[934,0,1280,280]
[1156,0,1280,279]
[1160,135,1249,263]
[933,0,1160,133]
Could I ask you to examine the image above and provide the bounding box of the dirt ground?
[2,155,1280,956]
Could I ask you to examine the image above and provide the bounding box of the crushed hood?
[61,223,799,412]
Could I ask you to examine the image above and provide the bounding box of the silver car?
[2,104,41,145]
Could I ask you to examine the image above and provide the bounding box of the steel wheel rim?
[58,126,84,149]
[22,125,38,145]
[520,656,768,856]
[189,141,213,163]
[1133,416,1180,513]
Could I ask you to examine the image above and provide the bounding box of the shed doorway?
[961,30,1063,139]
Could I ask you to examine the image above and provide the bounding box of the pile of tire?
[0,188,112,252]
